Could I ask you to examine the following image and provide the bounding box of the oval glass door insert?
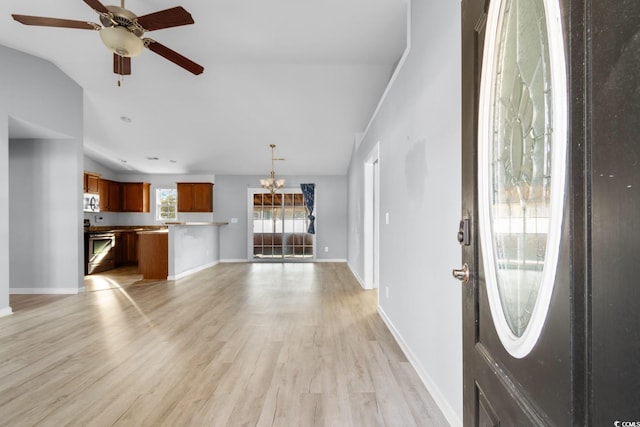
[478,0,568,358]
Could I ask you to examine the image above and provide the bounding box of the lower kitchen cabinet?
[137,231,168,280]
[115,231,138,266]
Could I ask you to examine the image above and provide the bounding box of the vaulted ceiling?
[0,0,407,175]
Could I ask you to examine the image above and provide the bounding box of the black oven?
[87,232,115,274]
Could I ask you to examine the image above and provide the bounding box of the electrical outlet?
[385,286,389,299]
[324,246,329,252]
[385,212,390,225]
[230,218,238,223]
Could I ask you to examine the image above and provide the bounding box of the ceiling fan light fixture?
[99,26,143,57]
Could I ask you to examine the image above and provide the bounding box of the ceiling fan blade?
[137,7,194,31]
[114,54,131,75]
[144,39,204,75]
[12,14,100,30]
[83,0,110,15]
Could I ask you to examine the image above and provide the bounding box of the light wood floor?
[2,263,448,426]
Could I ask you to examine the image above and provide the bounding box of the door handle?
[452,263,470,283]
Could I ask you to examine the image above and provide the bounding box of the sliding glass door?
[251,190,314,260]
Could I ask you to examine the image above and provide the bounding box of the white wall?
[1,45,83,304]
[347,2,462,425]
[9,140,83,294]
[212,175,347,262]
[0,113,8,315]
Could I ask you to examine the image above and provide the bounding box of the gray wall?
[347,1,462,425]
[212,175,347,262]
[1,45,83,303]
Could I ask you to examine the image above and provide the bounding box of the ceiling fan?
[12,0,204,76]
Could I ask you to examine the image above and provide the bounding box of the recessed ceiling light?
[120,116,132,123]
[146,156,159,160]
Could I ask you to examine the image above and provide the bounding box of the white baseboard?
[0,306,13,318]
[347,262,366,289]
[168,260,219,280]
[9,288,82,295]
[220,259,348,264]
[378,306,462,427]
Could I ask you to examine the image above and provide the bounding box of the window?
[156,188,177,221]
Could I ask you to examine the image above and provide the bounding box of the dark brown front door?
[460,0,640,425]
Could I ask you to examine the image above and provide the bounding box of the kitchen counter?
[136,229,169,235]
[88,225,167,233]
[164,221,228,226]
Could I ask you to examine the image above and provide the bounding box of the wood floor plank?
[1,262,449,426]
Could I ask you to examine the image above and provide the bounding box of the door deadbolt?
[458,219,470,246]
[452,263,470,283]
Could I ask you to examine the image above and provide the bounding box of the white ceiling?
[0,0,407,175]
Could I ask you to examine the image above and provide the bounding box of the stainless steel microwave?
[83,193,100,212]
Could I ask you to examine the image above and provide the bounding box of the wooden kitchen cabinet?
[84,172,100,194]
[120,182,150,212]
[177,182,213,212]
[114,231,138,266]
[114,232,124,265]
[98,179,120,212]
[137,231,168,280]
[122,231,138,264]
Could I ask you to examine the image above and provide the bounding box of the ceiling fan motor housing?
[100,6,144,36]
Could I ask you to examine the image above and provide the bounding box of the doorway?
[460,0,640,425]
[364,143,380,290]
[250,189,314,261]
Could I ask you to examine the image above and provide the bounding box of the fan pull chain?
[116,54,125,87]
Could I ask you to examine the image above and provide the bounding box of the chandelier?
[260,144,285,193]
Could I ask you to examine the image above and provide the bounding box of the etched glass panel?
[489,0,553,337]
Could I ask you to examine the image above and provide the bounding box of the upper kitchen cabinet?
[83,172,100,194]
[177,183,213,212]
[121,182,150,212]
[98,179,120,212]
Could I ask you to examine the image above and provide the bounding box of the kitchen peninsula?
[86,222,228,281]
[142,222,228,280]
